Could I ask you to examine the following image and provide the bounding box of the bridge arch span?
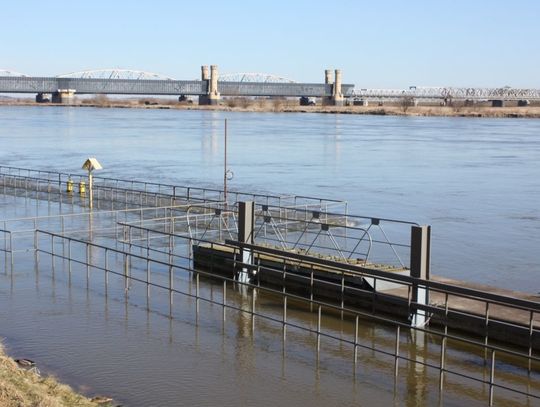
[56,69,175,80]
[219,73,296,83]
[0,69,28,77]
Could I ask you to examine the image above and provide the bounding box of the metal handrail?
[228,240,540,314]
[34,229,540,404]
[35,228,540,361]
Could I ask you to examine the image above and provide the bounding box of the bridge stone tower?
[199,65,220,105]
[323,69,344,106]
[322,69,333,106]
[199,65,210,105]
[332,69,344,106]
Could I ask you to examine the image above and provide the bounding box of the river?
[1,106,539,292]
[0,105,539,406]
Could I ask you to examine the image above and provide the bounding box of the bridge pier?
[51,89,76,104]
[354,99,369,106]
[35,93,50,103]
[199,65,220,105]
[491,100,504,108]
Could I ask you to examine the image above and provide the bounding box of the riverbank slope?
[0,344,99,407]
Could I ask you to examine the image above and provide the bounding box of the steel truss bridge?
[1,69,538,101]
[349,86,540,101]
[0,69,350,98]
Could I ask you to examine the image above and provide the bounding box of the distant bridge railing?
[0,76,207,95]
[349,87,540,101]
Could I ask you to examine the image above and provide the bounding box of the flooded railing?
[117,202,415,270]
[114,220,540,358]
[0,164,348,213]
[33,228,540,406]
[2,165,540,405]
[0,204,195,273]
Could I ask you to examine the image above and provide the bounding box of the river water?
[1,106,539,292]
[0,106,539,406]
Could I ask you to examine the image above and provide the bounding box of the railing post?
[146,258,150,306]
[68,239,71,275]
[195,272,200,320]
[86,243,90,288]
[51,235,55,271]
[104,248,108,294]
[489,350,496,406]
[124,253,129,292]
[168,262,173,318]
[439,336,446,391]
[9,232,13,271]
[223,280,227,323]
[251,289,256,331]
[283,295,287,342]
[394,325,400,377]
[410,225,431,327]
[61,216,65,257]
[34,230,39,264]
[317,305,322,354]
[529,311,534,372]
[354,315,359,365]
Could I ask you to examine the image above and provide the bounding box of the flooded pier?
[1,164,539,406]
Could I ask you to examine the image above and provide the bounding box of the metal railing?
[115,220,540,357]
[33,228,540,406]
[0,204,196,273]
[0,165,348,213]
[3,165,539,405]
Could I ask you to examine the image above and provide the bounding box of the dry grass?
[2,98,540,118]
[0,344,99,407]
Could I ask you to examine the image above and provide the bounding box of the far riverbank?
[2,99,540,118]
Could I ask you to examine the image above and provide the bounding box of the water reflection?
[407,331,428,407]
[201,112,222,163]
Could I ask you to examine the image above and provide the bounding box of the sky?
[2,0,539,88]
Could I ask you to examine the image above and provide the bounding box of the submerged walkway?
[1,165,539,406]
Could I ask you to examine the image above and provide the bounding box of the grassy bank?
[0,344,99,407]
[2,98,540,118]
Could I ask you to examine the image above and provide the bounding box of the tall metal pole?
[88,171,93,209]
[224,118,228,205]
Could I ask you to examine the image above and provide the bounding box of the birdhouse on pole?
[81,158,102,209]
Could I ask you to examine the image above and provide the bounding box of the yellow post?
[79,180,86,196]
[66,178,73,194]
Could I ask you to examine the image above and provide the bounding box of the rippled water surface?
[1,106,539,291]
[0,106,539,406]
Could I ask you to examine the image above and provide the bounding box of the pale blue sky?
[2,0,539,88]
